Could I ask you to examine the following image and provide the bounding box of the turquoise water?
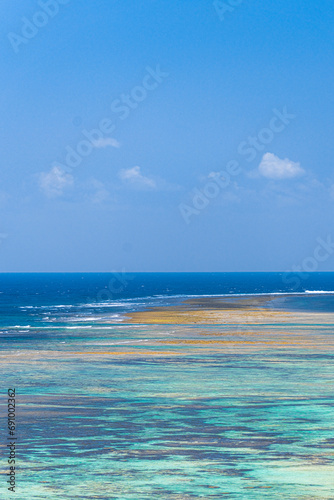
[1,274,334,498]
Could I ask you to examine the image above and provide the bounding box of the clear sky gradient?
[1,0,334,271]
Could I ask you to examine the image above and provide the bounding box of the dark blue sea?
[1,272,334,333]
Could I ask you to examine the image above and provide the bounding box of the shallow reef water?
[0,273,334,498]
[1,317,334,499]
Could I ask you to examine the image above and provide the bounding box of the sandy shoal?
[123,295,334,325]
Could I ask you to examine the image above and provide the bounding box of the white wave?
[148,291,334,299]
[65,316,107,322]
[304,290,334,294]
[63,326,93,329]
[50,304,72,308]
[81,302,135,308]
[19,304,72,310]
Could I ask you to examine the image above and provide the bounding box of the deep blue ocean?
[1,272,334,332]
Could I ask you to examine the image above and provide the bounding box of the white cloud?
[92,137,120,149]
[118,166,156,189]
[88,179,110,204]
[38,166,73,197]
[258,153,305,179]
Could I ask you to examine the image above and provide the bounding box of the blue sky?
[1,0,334,271]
